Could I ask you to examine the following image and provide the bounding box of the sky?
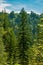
[0,0,43,14]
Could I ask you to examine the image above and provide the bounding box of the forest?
[0,8,43,65]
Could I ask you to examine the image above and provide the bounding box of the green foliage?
[0,8,43,65]
[0,27,7,65]
[3,28,17,65]
[3,13,10,31]
[17,8,33,65]
[9,11,15,19]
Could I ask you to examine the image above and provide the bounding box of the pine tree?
[18,8,32,65]
[3,28,17,65]
[0,27,7,65]
[2,11,10,31]
[36,18,43,65]
[2,11,17,65]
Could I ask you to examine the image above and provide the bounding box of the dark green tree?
[0,27,7,65]
[2,12,10,31]
[2,11,17,65]
[9,11,15,19]
[3,29,17,65]
[18,8,32,65]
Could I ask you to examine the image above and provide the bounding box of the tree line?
[0,8,43,65]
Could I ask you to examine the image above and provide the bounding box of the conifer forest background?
[0,7,43,65]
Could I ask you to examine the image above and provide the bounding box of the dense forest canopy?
[0,8,43,65]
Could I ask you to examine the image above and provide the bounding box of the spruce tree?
[3,29,17,65]
[0,27,7,65]
[2,11,10,31]
[18,8,32,65]
[2,11,17,65]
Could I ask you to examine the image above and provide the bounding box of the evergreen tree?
[2,11,17,65]
[2,12,10,31]
[3,29,17,65]
[0,27,7,65]
[36,17,43,65]
[9,11,15,19]
[18,8,32,65]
